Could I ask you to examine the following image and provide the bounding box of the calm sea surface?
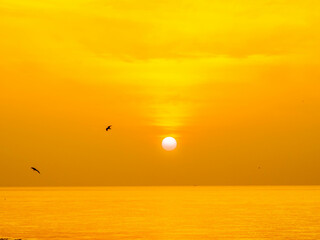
[1,186,320,239]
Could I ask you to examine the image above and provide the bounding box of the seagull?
[106,125,112,131]
[31,167,40,174]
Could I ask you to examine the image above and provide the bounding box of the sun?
[162,137,177,151]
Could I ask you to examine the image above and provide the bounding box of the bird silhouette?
[31,167,40,174]
[106,125,112,131]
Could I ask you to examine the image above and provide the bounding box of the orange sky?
[1,0,320,186]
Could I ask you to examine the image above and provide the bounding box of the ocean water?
[1,186,320,240]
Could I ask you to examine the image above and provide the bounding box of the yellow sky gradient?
[1,0,320,186]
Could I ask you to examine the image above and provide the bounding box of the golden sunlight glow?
[0,0,320,186]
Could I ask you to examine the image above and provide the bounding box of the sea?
[1,186,320,239]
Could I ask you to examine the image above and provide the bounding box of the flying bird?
[31,167,40,174]
[106,125,112,131]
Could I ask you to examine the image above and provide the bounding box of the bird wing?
[31,167,40,174]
